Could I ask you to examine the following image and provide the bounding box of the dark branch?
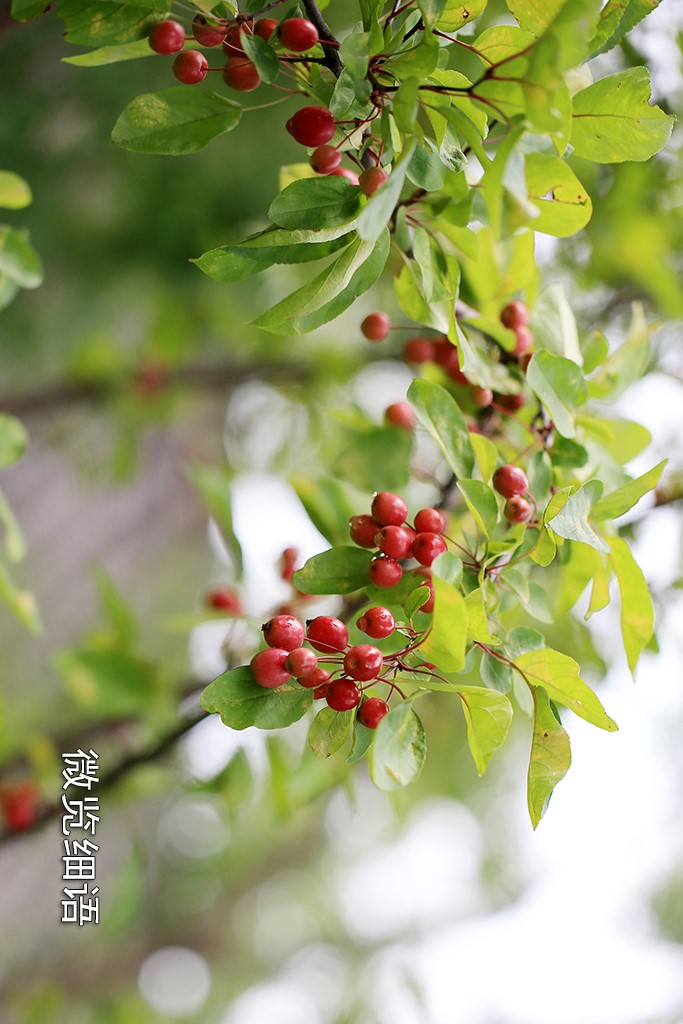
[301,0,343,77]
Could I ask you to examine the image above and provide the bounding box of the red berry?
[262,614,305,651]
[470,385,493,408]
[149,19,186,54]
[0,781,40,833]
[310,145,341,174]
[306,616,349,653]
[288,106,336,147]
[251,648,290,688]
[279,16,319,51]
[207,588,242,614]
[492,464,529,499]
[495,392,525,412]
[369,555,403,588]
[280,546,298,581]
[299,667,331,690]
[519,352,533,373]
[344,644,383,681]
[371,491,408,526]
[359,166,388,196]
[224,56,261,92]
[172,50,208,84]
[513,325,533,356]
[412,532,447,567]
[500,300,529,329]
[375,525,414,560]
[326,678,361,711]
[349,514,382,549]
[329,167,359,185]
[414,508,445,534]
[419,582,435,613]
[404,337,437,364]
[361,311,391,342]
[504,496,531,523]
[384,401,415,431]
[356,606,395,639]
[285,647,318,677]
[434,338,467,384]
[223,20,253,54]
[255,17,278,40]
[358,697,389,729]
[313,681,331,700]
[192,15,226,46]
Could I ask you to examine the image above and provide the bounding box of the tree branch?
[301,0,343,77]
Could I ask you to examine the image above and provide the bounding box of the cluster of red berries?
[250,612,401,728]
[149,15,321,90]
[492,463,532,523]
[350,492,449,606]
[286,107,388,193]
[500,300,533,358]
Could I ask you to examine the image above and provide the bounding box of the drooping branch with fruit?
[5,0,676,829]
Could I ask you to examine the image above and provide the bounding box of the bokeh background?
[1,1,683,1021]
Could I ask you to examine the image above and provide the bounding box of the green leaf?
[253,231,390,334]
[514,648,618,731]
[420,576,467,672]
[588,0,663,58]
[526,350,588,438]
[369,702,426,791]
[587,304,650,401]
[0,414,29,468]
[11,0,50,20]
[193,229,351,283]
[62,37,155,65]
[292,476,356,548]
[339,31,371,78]
[0,488,26,563]
[457,479,498,539]
[407,139,446,192]
[292,546,373,595]
[56,649,157,715]
[592,460,667,520]
[241,32,280,84]
[465,588,499,645]
[547,480,610,553]
[527,686,571,828]
[571,67,674,163]
[111,88,242,156]
[333,425,412,492]
[469,432,498,483]
[308,707,354,757]
[0,172,32,210]
[0,559,41,634]
[357,142,416,242]
[200,666,312,730]
[480,651,512,693]
[437,0,487,31]
[405,584,431,621]
[609,536,653,676]
[59,0,165,46]
[0,227,43,289]
[187,464,243,574]
[92,566,137,650]
[347,721,374,763]
[457,685,512,775]
[407,379,475,479]
[525,153,592,237]
[269,177,362,231]
[416,0,447,29]
[505,0,567,34]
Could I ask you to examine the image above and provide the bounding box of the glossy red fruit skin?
[470,385,494,408]
[375,525,414,560]
[495,392,525,412]
[369,555,403,588]
[434,338,468,384]
[306,616,349,653]
[251,648,290,688]
[344,644,383,681]
[359,166,388,196]
[288,106,336,147]
[285,647,318,677]
[149,19,186,54]
[349,514,382,549]
[358,697,390,729]
[326,678,361,711]
[223,20,253,54]
[419,582,435,613]
[279,16,319,51]
[208,588,242,614]
[361,311,391,341]
[310,145,341,174]
[356,606,395,639]
[262,614,305,651]
[172,50,208,84]
[504,495,531,523]
[371,491,408,527]
[414,508,445,534]
[384,401,415,432]
[513,325,533,356]
[255,17,278,40]
[299,667,331,690]
[500,300,529,329]
[0,781,40,832]
[192,15,226,46]
[412,532,447,567]
[329,167,359,185]
[404,337,437,364]
[313,681,331,700]
[224,57,260,91]
[492,464,529,499]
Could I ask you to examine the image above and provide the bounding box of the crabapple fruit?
[360,311,390,341]
[369,555,403,588]
[358,697,389,729]
[251,648,290,688]
[492,464,528,499]
[356,606,395,639]
[504,496,531,523]
[149,20,186,54]
[172,50,208,83]
[262,614,305,651]
[412,532,447,567]
[384,401,415,431]
[287,106,336,147]
[371,491,408,527]
[279,17,319,51]
[414,508,445,534]
[306,616,349,653]
[326,678,361,711]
